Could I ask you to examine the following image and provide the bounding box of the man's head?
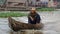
[31,7,36,14]
[30,7,37,17]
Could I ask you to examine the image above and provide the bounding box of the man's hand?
[29,16,34,21]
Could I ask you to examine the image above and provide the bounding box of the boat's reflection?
[9,30,43,34]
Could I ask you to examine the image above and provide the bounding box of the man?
[28,8,41,28]
[28,7,41,24]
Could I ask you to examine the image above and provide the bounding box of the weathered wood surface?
[8,17,44,31]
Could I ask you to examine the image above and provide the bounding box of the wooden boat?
[8,17,44,31]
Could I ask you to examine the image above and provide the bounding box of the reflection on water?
[9,30,43,34]
[0,11,60,34]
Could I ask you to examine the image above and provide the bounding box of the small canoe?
[8,17,44,31]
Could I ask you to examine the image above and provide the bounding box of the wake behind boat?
[8,17,44,31]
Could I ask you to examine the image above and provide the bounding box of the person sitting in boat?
[28,7,41,24]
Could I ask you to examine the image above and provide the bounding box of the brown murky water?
[0,11,60,34]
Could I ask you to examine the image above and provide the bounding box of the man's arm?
[28,16,34,23]
[36,15,41,23]
[28,16,31,23]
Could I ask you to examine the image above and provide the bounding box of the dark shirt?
[28,13,41,24]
